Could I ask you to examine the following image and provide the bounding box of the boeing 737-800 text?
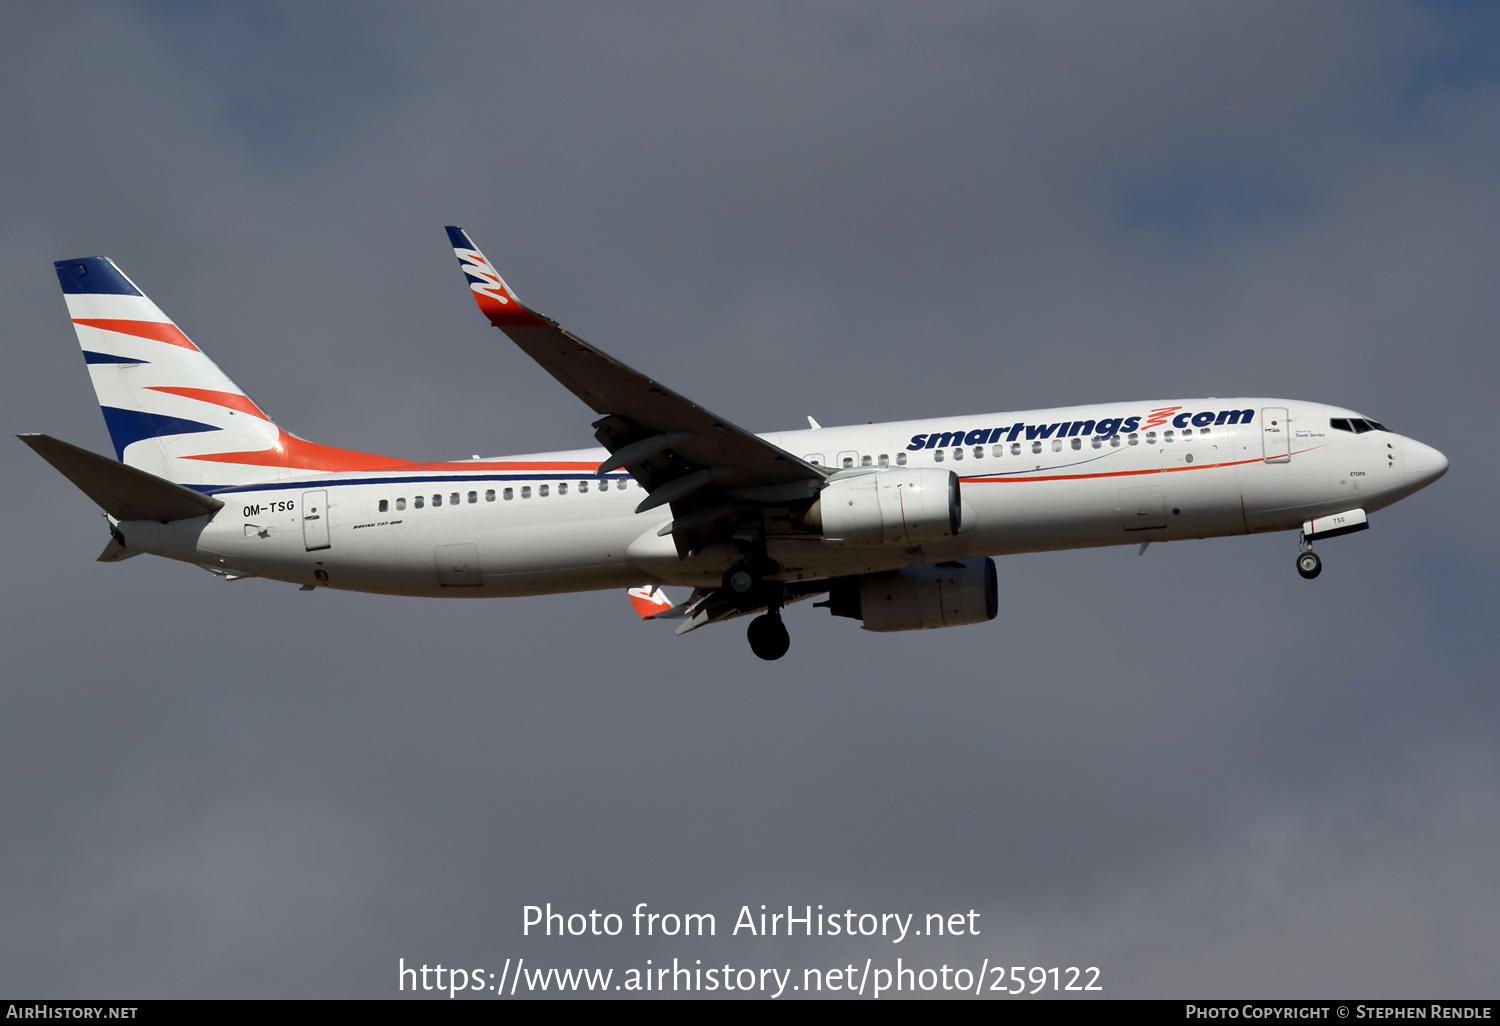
[21,227,1449,659]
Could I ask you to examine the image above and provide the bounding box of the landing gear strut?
[1296,534,1322,580]
[747,611,790,661]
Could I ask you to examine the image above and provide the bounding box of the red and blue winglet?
[445,226,551,329]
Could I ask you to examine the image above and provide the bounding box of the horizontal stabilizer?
[18,433,223,521]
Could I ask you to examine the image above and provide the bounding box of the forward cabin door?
[302,490,331,550]
[1261,407,1291,463]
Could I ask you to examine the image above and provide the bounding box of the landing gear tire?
[1296,551,1322,580]
[747,613,790,661]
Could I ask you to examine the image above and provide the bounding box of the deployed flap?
[18,433,223,521]
[446,227,826,545]
[672,581,829,635]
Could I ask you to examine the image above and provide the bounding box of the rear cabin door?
[1262,407,1291,463]
[302,490,331,551]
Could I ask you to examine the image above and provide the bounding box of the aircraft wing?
[446,227,826,548]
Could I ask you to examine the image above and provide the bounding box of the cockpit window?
[1333,416,1392,434]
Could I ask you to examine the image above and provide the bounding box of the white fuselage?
[116,398,1442,596]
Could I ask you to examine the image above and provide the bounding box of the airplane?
[20,227,1449,660]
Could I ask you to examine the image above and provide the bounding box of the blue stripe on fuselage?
[189,472,636,496]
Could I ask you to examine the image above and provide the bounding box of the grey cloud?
[0,1,1495,998]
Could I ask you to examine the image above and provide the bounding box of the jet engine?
[822,558,998,632]
[805,468,960,545]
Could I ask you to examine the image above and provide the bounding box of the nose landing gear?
[1296,533,1322,580]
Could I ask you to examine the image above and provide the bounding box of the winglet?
[628,585,675,620]
[445,226,550,329]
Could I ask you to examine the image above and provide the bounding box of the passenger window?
[558,483,568,495]
[842,456,854,468]
[861,455,872,467]
[1128,433,1139,445]
[485,489,495,501]
[953,447,964,460]
[805,454,824,466]
[378,499,389,513]
[992,444,1004,457]
[1145,431,1157,444]
[934,449,945,462]
[1092,436,1102,449]
[1032,441,1042,454]
[521,486,531,499]
[1200,428,1211,436]
[502,488,512,500]
[972,446,984,459]
[598,479,608,491]
[467,491,477,504]
[1011,442,1021,455]
[414,496,425,508]
[1163,430,1174,442]
[1070,437,1082,450]
[539,484,549,497]
[396,497,406,511]
[1111,435,1122,447]
[1182,428,1193,438]
[432,494,442,506]
[450,492,460,505]
[578,480,588,493]
[895,453,907,466]
[878,454,889,467]
[1051,439,1062,452]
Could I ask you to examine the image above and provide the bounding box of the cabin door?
[301,490,331,551]
[1262,407,1291,463]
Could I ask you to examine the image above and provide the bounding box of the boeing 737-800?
[21,227,1449,659]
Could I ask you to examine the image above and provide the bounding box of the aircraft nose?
[1403,437,1449,494]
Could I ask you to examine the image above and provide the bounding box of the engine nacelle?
[823,558,998,632]
[806,468,959,546]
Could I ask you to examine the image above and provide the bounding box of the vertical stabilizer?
[55,256,409,488]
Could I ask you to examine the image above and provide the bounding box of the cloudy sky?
[2,1,1497,999]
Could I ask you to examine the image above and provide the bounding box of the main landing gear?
[723,559,791,660]
[1296,534,1322,580]
[747,611,791,661]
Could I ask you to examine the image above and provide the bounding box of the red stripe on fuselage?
[73,318,198,351]
[406,460,600,472]
[960,446,1323,485]
[181,430,415,472]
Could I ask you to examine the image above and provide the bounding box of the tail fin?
[55,256,410,488]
